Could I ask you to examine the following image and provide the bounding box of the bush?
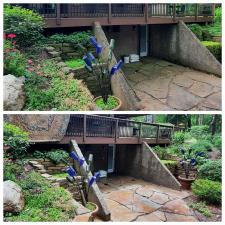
[153,145,167,159]
[46,149,69,164]
[4,5,44,47]
[189,201,212,217]
[191,139,212,153]
[4,123,29,159]
[188,24,203,40]
[4,161,23,181]
[191,179,221,204]
[172,131,185,145]
[214,7,221,24]
[212,135,222,149]
[189,125,209,139]
[201,41,221,61]
[4,40,27,76]
[198,160,222,182]
[161,160,178,175]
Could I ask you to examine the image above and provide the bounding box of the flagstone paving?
[97,176,198,222]
[123,58,221,111]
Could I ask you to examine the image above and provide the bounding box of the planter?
[93,95,122,111]
[3,145,10,151]
[178,175,196,190]
[86,202,99,222]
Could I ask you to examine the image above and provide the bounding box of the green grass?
[52,173,67,179]
[95,96,119,110]
[4,162,76,222]
[161,160,177,164]
[65,59,85,69]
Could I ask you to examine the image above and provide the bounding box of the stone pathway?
[123,58,221,111]
[98,176,198,222]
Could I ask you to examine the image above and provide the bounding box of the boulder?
[4,75,25,111]
[4,180,24,213]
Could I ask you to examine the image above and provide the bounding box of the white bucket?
[124,56,130,64]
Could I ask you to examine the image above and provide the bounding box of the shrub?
[46,149,69,164]
[4,39,27,76]
[189,125,209,139]
[212,134,222,150]
[172,131,185,145]
[191,139,212,153]
[161,160,178,175]
[188,24,203,40]
[4,123,29,159]
[201,41,221,61]
[198,160,222,182]
[214,7,221,24]
[4,5,44,47]
[191,179,221,204]
[4,161,23,181]
[153,145,167,159]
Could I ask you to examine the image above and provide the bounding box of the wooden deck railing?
[13,3,214,27]
[65,115,183,144]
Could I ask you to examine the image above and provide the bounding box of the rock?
[3,75,25,111]
[48,51,60,57]
[62,67,71,74]
[45,46,55,52]
[72,200,91,215]
[54,56,62,62]
[4,180,24,213]
[41,173,52,179]
[57,62,67,68]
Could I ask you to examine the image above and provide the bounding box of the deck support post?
[108,4,112,24]
[83,115,87,143]
[56,4,61,25]
[138,123,142,143]
[173,4,176,22]
[144,4,148,23]
[115,119,118,143]
[156,125,160,143]
[195,4,198,21]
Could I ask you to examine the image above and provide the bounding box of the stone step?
[72,200,91,215]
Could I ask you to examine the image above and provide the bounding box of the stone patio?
[123,58,221,111]
[97,176,198,222]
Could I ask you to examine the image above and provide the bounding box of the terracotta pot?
[178,175,195,190]
[3,145,10,151]
[87,202,99,222]
[93,95,122,111]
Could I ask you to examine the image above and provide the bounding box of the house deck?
[14,4,214,28]
[59,115,183,145]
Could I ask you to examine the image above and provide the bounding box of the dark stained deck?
[13,3,214,28]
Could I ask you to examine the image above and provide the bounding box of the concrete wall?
[104,25,139,58]
[149,21,221,76]
[70,140,111,221]
[93,22,140,110]
[116,143,181,190]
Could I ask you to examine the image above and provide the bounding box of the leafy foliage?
[3,123,29,159]
[189,201,212,217]
[201,41,221,62]
[46,149,69,164]
[189,125,209,139]
[191,179,221,204]
[198,160,222,182]
[212,134,222,149]
[4,5,44,47]
[95,96,119,110]
[49,31,92,47]
[188,24,204,40]
[172,131,185,145]
[24,59,93,110]
[153,145,168,159]
[4,40,27,76]
[191,139,212,153]
[4,164,76,222]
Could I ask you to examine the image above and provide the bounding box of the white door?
[107,144,115,173]
[140,25,148,57]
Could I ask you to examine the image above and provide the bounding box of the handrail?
[66,115,178,143]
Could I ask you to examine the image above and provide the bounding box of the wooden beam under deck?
[44,16,213,28]
[60,136,171,145]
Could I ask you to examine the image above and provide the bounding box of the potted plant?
[178,147,205,190]
[65,151,100,221]
[79,37,123,110]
